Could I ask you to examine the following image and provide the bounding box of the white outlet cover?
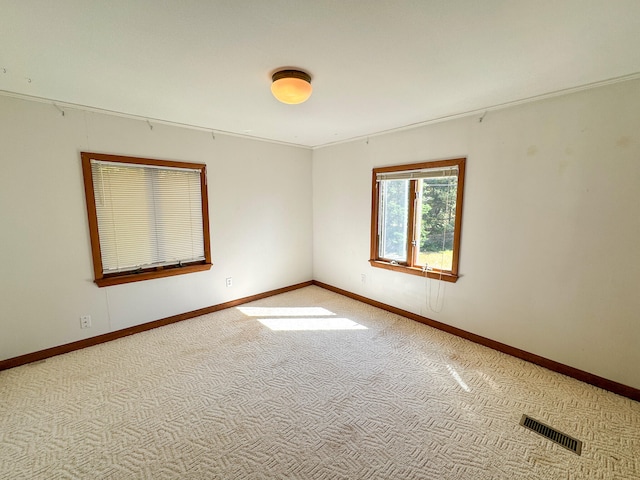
[80,315,92,328]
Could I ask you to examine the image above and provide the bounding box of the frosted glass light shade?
[271,70,312,104]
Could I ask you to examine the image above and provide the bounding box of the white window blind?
[90,160,205,274]
[376,165,458,182]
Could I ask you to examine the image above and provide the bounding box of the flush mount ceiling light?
[271,69,312,104]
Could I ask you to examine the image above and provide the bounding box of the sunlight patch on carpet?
[256,317,368,331]
[447,364,471,392]
[237,306,337,317]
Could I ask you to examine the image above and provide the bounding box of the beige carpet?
[1,286,638,479]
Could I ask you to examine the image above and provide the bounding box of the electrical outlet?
[80,315,92,329]
[225,277,233,287]
[361,273,366,284]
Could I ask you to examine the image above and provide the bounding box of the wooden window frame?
[370,158,465,283]
[81,152,212,287]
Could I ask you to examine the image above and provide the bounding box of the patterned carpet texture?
[1,286,638,479]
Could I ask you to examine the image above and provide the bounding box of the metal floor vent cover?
[520,415,582,455]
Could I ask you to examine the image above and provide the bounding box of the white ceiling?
[2,0,640,148]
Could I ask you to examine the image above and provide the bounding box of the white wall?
[313,79,640,389]
[0,95,313,360]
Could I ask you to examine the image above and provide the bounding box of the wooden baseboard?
[0,281,312,371]
[312,280,640,402]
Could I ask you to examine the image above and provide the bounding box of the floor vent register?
[520,414,582,455]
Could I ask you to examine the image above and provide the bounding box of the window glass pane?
[417,176,457,271]
[153,169,204,264]
[92,164,159,272]
[379,179,409,262]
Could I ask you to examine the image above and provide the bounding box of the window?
[370,158,465,282]
[81,152,212,287]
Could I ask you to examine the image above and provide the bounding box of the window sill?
[369,260,459,283]
[95,263,212,287]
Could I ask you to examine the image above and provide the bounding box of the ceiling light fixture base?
[271,69,312,105]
